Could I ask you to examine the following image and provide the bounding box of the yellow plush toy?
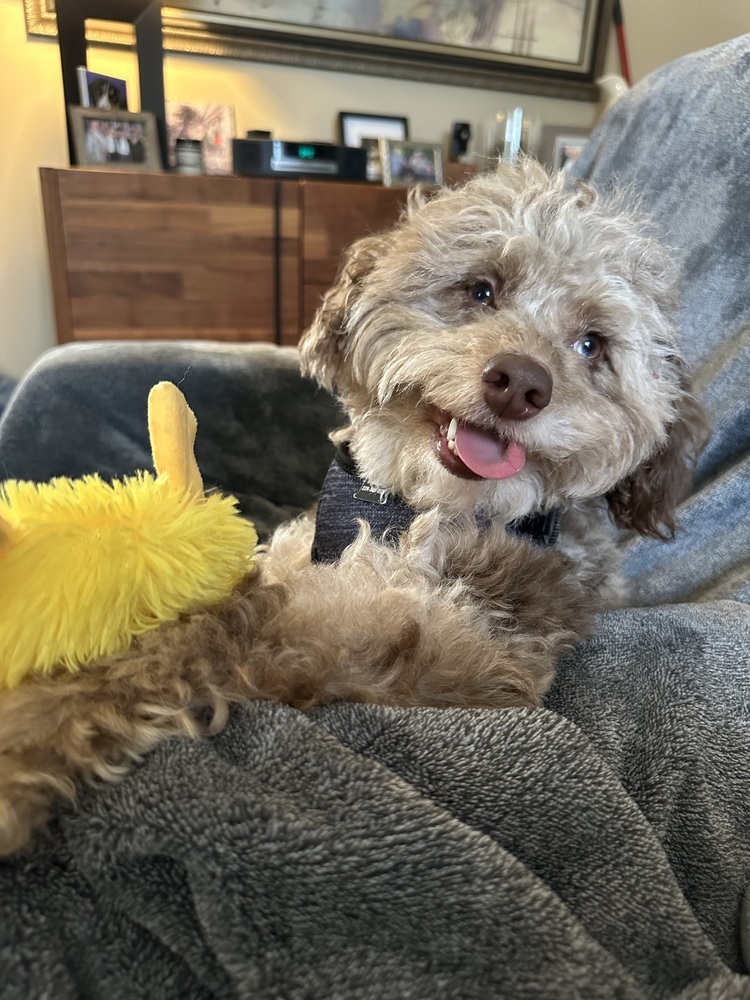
[0,382,257,690]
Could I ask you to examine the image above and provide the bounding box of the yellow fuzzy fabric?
[0,474,257,689]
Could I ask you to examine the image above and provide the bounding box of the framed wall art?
[26,0,614,101]
[166,102,236,174]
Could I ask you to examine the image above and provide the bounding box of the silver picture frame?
[68,106,163,171]
[379,139,444,188]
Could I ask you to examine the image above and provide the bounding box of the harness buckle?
[353,486,389,505]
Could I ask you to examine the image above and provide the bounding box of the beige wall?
[1,0,748,379]
[615,0,750,83]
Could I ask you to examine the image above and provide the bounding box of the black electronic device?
[449,122,472,161]
[233,139,368,180]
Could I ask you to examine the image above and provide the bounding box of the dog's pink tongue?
[454,424,526,480]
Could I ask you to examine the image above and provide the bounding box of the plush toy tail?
[148,381,204,497]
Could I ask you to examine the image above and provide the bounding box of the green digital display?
[297,145,315,159]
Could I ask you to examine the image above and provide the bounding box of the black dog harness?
[311,444,560,564]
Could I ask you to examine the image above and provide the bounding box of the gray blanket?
[570,34,750,608]
[2,604,750,998]
[3,35,750,1000]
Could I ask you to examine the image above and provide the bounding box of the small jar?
[175,138,203,175]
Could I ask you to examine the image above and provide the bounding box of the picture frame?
[76,66,128,109]
[68,107,163,172]
[25,0,613,102]
[380,139,444,188]
[339,112,409,148]
[166,102,236,175]
[538,125,591,173]
[553,135,589,173]
[339,112,409,182]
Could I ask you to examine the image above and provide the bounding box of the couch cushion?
[0,341,343,541]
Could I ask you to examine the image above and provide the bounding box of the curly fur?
[0,513,589,855]
[0,160,708,855]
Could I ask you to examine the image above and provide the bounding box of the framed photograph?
[339,112,409,182]
[26,1,613,101]
[76,66,128,109]
[380,139,444,188]
[538,125,590,172]
[553,135,589,173]
[339,112,409,148]
[68,107,163,172]
[166,102,236,175]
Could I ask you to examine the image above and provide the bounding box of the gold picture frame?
[24,0,613,101]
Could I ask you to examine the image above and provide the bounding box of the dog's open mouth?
[434,413,526,481]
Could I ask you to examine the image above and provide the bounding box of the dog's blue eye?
[573,333,604,359]
[469,281,495,306]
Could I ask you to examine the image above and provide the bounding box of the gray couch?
[2,37,750,1000]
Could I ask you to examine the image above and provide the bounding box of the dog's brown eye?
[468,280,495,307]
[573,333,604,360]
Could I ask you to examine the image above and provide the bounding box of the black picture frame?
[55,0,167,167]
[338,112,409,148]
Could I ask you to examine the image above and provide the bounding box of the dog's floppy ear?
[606,369,709,539]
[299,233,391,392]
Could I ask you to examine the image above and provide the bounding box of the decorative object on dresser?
[166,102,236,175]
[596,72,630,115]
[483,108,541,166]
[174,138,203,175]
[448,122,472,162]
[54,0,168,167]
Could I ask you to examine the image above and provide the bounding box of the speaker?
[449,122,472,161]
[233,139,368,180]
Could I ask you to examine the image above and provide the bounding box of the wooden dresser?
[39,168,409,346]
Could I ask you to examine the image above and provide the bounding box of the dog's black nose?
[482,353,552,420]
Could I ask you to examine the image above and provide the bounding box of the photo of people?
[84,120,146,165]
[380,140,443,187]
[70,108,161,172]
